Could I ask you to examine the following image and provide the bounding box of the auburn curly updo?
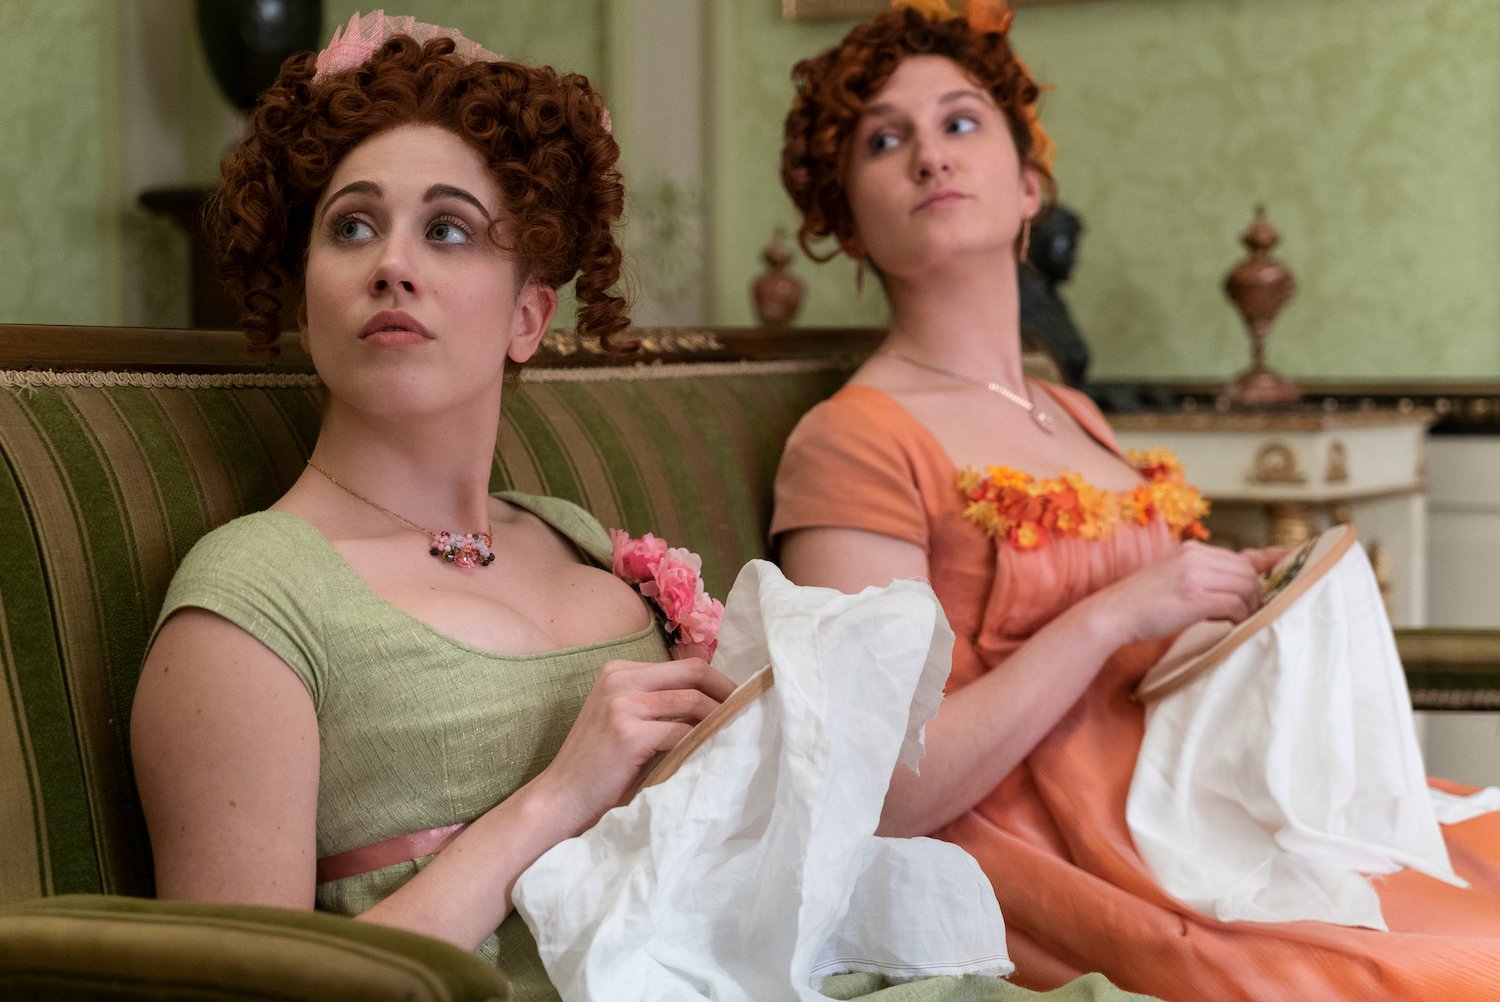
[209,35,626,357]
[781,7,1055,262]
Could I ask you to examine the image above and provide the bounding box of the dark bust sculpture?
[1019,202,1089,386]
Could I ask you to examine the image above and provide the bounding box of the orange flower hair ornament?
[892,0,1055,173]
[896,0,1015,33]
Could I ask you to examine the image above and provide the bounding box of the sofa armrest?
[0,895,507,1001]
[1395,628,1500,711]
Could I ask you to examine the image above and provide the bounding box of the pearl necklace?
[305,459,495,568]
[878,349,1056,434]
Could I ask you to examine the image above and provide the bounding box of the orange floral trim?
[957,447,1210,552]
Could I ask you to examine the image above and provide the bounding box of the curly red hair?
[781,7,1055,262]
[209,35,627,357]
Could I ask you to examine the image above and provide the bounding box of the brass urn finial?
[1224,206,1301,404]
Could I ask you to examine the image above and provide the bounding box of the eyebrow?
[859,88,990,123]
[423,183,491,219]
[318,180,380,222]
[317,180,493,222]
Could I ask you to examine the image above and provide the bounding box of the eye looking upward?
[427,215,475,245]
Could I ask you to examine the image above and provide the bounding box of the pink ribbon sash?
[316,821,470,884]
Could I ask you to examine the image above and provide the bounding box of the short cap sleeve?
[150,514,328,708]
[772,390,929,550]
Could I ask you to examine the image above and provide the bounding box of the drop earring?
[1018,216,1032,263]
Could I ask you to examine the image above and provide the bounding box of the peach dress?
[772,383,1500,1000]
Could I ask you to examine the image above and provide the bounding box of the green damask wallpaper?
[0,2,600,330]
[709,0,1500,381]
[0,1,120,325]
[3,0,1495,382]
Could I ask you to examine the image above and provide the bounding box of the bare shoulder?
[133,609,319,905]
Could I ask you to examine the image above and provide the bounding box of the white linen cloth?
[1127,542,1466,929]
[1431,784,1500,825]
[513,561,1012,1001]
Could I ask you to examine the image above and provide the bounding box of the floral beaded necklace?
[305,459,495,568]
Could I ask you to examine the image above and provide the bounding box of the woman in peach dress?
[772,5,1500,998]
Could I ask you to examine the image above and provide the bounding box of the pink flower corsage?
[610,529,724,661]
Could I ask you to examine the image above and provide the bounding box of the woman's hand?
[1090,540,1271,648]
[1241,545,1292,574]
[535,656,737,836]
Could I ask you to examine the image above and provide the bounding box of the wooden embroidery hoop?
[631,665,775,796]
[1133,523,1358,704]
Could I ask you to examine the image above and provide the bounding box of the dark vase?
[751,231,804,328]
[196,0,325,110]
[146,1,323,327]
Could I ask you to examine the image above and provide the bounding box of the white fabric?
[1127,543,1466,930]
[1432,785,1500,825]
[514,561,1012,1000]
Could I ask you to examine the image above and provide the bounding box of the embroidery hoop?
[1133,523,1358,704]
[629,665,775,797]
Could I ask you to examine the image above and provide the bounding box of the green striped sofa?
[0,323,861,1000]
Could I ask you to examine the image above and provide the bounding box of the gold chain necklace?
[878,349,1056,434]
[305,459,495,568]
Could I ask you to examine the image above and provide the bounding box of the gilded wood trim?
[1109,409,1436,433]
[0,324,886,374]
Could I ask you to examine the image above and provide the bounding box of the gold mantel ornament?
[1224,206,1302,405]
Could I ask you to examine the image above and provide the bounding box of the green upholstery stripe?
[158,391,245,545]
[713,374,797,556]
[117,391,216,556]
[0,395,100,899]
[0,605,46,899]
[548,383,654,532]
[637,378,743,597]
[494,387,585,503]
[563,378,686,547]
[21,389,157,895]
[0,451,61,899]
[601,379,684,536]
[236,388,328,510]
[42,390,160,895]
[260,385,325,473]
[206,390,304,515]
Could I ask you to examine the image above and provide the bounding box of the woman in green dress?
[130,14,735,999]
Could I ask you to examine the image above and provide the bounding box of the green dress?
[155,492,664,1002]
[156,492,1155,1002]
